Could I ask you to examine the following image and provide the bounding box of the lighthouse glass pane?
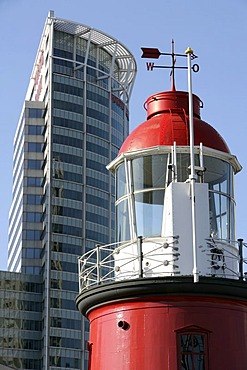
[204,156,234,241]
[116,199,131,242]
[204,156,233,197]
[209,192,232,240]
[134,190,164,237]
[116,162,127,199]
[176,153,200,182]
[132,154,168,191]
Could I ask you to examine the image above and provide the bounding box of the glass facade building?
[0,271,43,369]
[4,11,136,370]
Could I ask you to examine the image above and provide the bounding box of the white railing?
[78,236,180,292]
[203,238,246,279]
[78,237,247,293]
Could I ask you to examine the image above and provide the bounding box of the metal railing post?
[137,236,143,278]
[238,238,244,281]
[78,257,81,292]
[96,244,101,284]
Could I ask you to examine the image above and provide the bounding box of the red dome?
[120,90,230,154]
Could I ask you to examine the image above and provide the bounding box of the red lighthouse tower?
[76,47,247,370]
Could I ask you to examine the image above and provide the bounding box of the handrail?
[78,237,247,293]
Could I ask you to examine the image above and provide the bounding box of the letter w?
[146,62,154,71]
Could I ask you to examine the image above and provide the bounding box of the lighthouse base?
[76,277,247,370]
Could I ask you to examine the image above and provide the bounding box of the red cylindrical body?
[87,296,247,370]
[77,278,247,370]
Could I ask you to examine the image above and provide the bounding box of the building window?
[28,125,43,135]
[25,212,42,222]
[177,330,208,370]
[28,142,42,152]
[25,230,41,240]
[27,159,42,170]
[28,108,45,118]
[27,177,42,187]
[27,194,41,205]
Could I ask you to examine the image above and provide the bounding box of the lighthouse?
[76,46,247,370]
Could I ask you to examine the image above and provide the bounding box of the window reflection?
[135,190,164,237]
[116,154,170,241]
[180,333,206,370]
[131,154,169,238]
[132,154,169,190]
[176,153,200,182]
[116,163,127,199]
[205,156,234,241]
[116,199,130,242]
[204,157,232,194]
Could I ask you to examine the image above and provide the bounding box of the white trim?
[107,145,242,174]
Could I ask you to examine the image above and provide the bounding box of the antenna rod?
[185,47,199,283]
[171,39,176,91]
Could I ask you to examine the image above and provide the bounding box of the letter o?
[192,64,199,73]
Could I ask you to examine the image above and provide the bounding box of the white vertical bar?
[199,142,204,168]
[185,47,199,283]
[173,141,177,182]
[125,158,136,240]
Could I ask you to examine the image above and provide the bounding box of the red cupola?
[119,90,230,154]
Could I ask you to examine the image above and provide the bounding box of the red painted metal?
[119,90,230,154]
[141,47,161,59]
[87,296,247,370]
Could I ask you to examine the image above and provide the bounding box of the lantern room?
[107,90,242,279]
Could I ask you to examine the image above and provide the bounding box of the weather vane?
[141,40,199,90]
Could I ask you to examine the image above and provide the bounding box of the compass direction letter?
[146,62,154,71]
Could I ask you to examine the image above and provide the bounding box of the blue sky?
[1,0,247,270]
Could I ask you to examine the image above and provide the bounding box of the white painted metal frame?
[107,145,241,175]
[52,17,137,103]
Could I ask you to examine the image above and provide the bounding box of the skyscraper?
[3,10,136,370]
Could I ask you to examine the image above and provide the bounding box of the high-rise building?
[2,10,136,370]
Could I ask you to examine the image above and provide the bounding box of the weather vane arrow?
[141,40,199,90]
